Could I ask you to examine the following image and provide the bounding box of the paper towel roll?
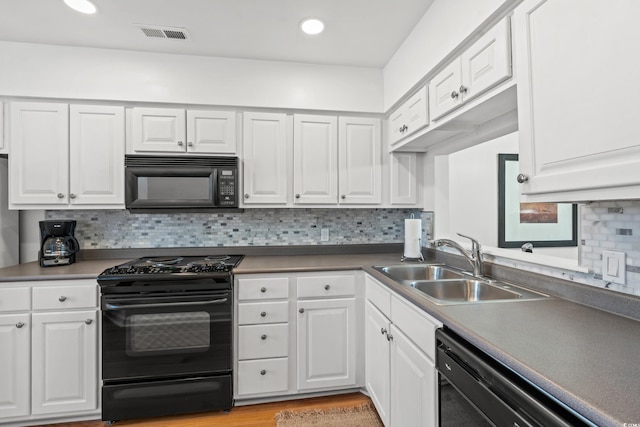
[404,218,422,259]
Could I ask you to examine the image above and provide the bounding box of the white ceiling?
[0,0,434,68]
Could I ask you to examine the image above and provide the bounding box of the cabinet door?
[131,107,186,153]
[187,110,236,154]
[9,102,69,206]
[297,298,356,390]
[390,325,437,427]
[293,115,338,204]
[0,313,30,418]
[429,61,463,120]
[365,301,391,427]
[242,112,289,204]
[338,117,381,205]
[390,152,418,205]
[388,107,406,146]
[515,0,640,201]
[404,86,429,137]
[460,17,511,102]
[69,105,125,206]
[31,310,98,415]
[0,102,5,153]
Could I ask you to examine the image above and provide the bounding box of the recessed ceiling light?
[63,0,97,14]
[300,18,325,35]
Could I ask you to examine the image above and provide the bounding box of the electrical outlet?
[320,228,329,242]
[602,250,626,285]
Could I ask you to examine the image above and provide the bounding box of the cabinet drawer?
[0,287,31,312]
[365,275,391,317]
[237,277,289,301]
[238,301,289,325]
[391,295,441,360]
[32,285,97,310]
[237,358,289,396]
[297,274,355,298]
[238,324,289,359]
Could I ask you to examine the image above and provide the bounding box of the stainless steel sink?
[409,279,522,303]
[375,264,465,282]
[373,263,549,305]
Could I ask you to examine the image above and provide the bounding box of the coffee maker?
[39,220,80,267]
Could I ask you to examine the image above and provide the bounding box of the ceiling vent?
[137,24,190,40]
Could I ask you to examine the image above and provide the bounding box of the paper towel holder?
[402,214,424,263]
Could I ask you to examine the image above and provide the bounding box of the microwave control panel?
[217,169,237,207]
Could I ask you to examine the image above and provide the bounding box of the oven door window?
[102,291,231,381]
[128,312,211,356]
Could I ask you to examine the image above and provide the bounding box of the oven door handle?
[105,298,228,311]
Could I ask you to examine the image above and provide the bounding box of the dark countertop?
[1,252,638,426]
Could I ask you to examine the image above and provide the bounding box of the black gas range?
[98,254,243,422]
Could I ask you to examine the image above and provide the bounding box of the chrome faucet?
[431,233,484,277]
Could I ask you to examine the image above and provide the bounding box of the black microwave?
[125,155,238,210]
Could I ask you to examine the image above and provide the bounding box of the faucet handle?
[456,233,481,249]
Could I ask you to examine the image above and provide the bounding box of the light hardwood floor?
[39,393,373,427]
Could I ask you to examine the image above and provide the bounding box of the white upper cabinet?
[9,102,125,209]
[242,112,289,205]
[338,117,382,205]
[430,17,511,121]
[388,86,429,147]
[293,114,338,204]
[131,107,236,154]
[515,0,640,202]
[69,105,125,206]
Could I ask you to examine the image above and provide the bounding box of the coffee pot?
[39,220,80,267]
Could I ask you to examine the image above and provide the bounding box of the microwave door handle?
[105,298,228,311]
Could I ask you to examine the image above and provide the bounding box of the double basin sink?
[374,264,548,305]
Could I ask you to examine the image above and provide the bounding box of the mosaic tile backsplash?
[46,208,427,249]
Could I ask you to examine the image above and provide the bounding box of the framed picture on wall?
[498,154,578,248]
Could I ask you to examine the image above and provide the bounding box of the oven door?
[102,290,231,381]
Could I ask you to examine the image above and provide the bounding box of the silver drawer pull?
[324,284,330,290]
[260,287,267,293]
[59,296,67,302]
[260,311,267,317]
[85,319,93,325]
[260,370,266,376]
[261,334,267,340]
[16,322,25,329]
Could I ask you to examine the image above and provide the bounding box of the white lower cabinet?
[365,275,441,427]
[0,281,99,425]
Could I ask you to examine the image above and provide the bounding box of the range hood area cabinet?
[130,107,236,155]
[514,0,640,202]
[8,102,125,210]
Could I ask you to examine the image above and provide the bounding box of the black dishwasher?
[436,328,595,427]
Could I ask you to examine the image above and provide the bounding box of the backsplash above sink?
[46,208,429,249]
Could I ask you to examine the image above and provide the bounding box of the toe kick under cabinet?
[0,280,99,426]
[233,271,364,402]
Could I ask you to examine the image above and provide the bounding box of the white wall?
[382,0,518,111]
[0,41,384,113]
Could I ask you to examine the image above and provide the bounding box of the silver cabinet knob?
[260,369,266,375]
[85,319,93,325]
[177,141,184,146]
[69,193,76,199]
[516,174,529,184]
[380,328,387,335]
[324,284,330,290]
[187,141,193,147]
[450,91,459,99]
[16,322,25,328]
[341,195,346,200]
[244,193,250,199]
[459,85,468,94]
[295,194,300,199]
[57,193,64,199]
[260,287,267,293]
[58,296,67,302]
[387,333,394,342]
[299,308,305,314]
[260,311,267,317]
[261,334,267,340]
